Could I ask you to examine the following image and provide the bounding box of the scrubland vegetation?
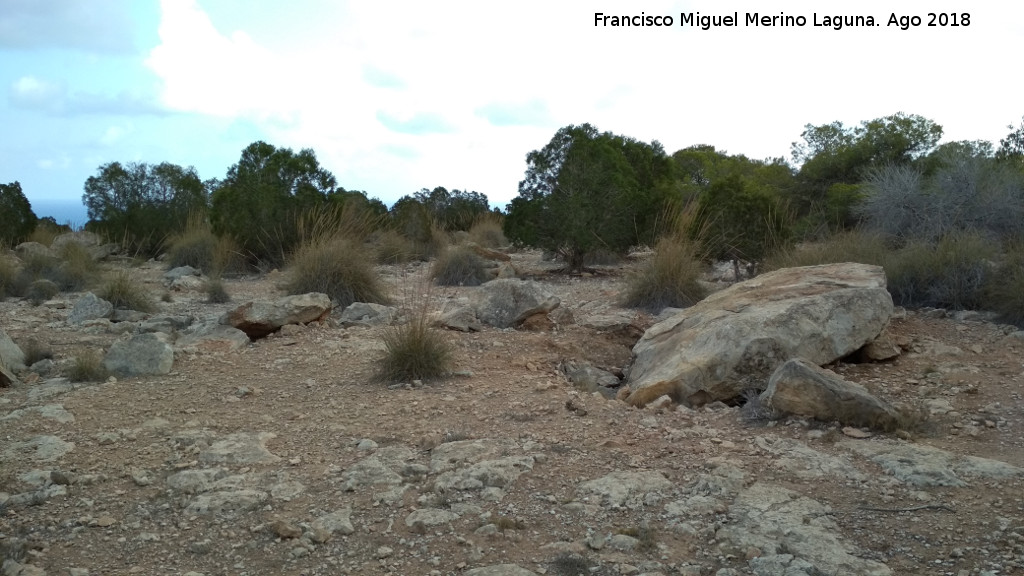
[2,113,1023,323]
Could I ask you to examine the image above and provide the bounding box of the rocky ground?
[1,249,1023,576]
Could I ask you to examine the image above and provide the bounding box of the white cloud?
[142,0,1024,205]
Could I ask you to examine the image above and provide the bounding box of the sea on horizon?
[28,199,90,229]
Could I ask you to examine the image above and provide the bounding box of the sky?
[2,0,1022,225]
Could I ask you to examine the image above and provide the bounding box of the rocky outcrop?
[0,328,26,372]
[220,293,332,339]
[103,333,174,376]
[68,293,113,325]
[761,358,903,430]
[473,280,560,329]
[626,263,893,407]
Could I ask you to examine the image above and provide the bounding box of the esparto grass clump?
[377,291,453,383]
[623,235,706,311]
[98,270,156,313]
[285,236,389,309]
[430,246,490,286]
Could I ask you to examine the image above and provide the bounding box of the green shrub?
[984,242,1024,326]
[67,349,109,382]
[623,236,706,311]
[0,258,18,299]
[166,226,219,271]
[467,213,507,248]
[286,236,389,309]
[98,270,156,313]
[378,293,452,382]
[886,232,997,309]
[763,229,891,271]
[430,246,490,286]
[26,279,59,305]
[204,277,231,303]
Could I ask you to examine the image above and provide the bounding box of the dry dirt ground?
[1,251,1023,576]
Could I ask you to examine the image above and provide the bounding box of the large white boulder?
[625,263,893,407]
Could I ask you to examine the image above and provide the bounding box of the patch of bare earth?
[1,253,1022,575]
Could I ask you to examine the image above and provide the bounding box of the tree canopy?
[505,124,674,271]
[0,181,37,245]
[83,162,207,255]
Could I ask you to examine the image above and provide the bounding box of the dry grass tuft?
[430,246,490,286]
[67,349,109,382]
[98,270,155,313]
[377,284,453,383]
[467,212,507,248]
[285,236,389,309]
[623,235,706,311]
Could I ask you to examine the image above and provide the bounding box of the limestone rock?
[432,305,482,332]
[627,263,893,407]
[51,231,102,251]
[104,333,174,376]
[841,439,1024,487]
[312,508,354,537]
[14,241,55,261]
[860,328,901,361]
[716,482,892,576]
[199,432,281,465]
[164,266,201,283]
[2,435,74,463]
[0,328,25,372]
[68,292,113,325]
[175,321,250,352]
[577,470,672,508]
[221,293,332,339]
[761,358,902,430]
[473,280,560,329]
[338,302,397,327]
[465,565,539,576]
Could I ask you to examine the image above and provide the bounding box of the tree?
[83,162,207,254]
[210,141,338,264]
[0,181,37,245]
[791,112,943,217]
[505,124,672,271]
[694,174,788,277]
[997,116,1024,173]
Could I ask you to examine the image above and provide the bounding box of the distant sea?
[30,199,90,229]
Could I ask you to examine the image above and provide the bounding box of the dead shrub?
[430,246,490,286]
[67,349,109,382]
[98,270,155,313]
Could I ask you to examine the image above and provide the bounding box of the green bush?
[623,236,706,311]
[67,349,109,382]
[0,258,19,299]
[285,236,389,309]
[0,181,37,245]
[98,270,156,313]
[886,232,997,309]
[26,279,59,305]
[378,302,453,382]
[763,229,890,271]
[984,242,1024,326]
[430,246,490,286]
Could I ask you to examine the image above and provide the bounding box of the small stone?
[841,427,872,439]
[375,546,394,559]
[271,519,302,539]
[96,514,116,527]
[357,439,378,451]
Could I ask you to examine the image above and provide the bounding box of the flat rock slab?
[627,263,893,407]
[754,436,867,482]
[841,440,1024,487]
[465,566,539,576]
[577,470,672,508]
[2,404,75,424]
[104,333,174,376]
[312,508,355,536]
[68,292,113,325]
[717,482,892,576]
[221,292,332,339]
[185,489,269,516]
[198,432,281,465]
[2,435,75,463]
